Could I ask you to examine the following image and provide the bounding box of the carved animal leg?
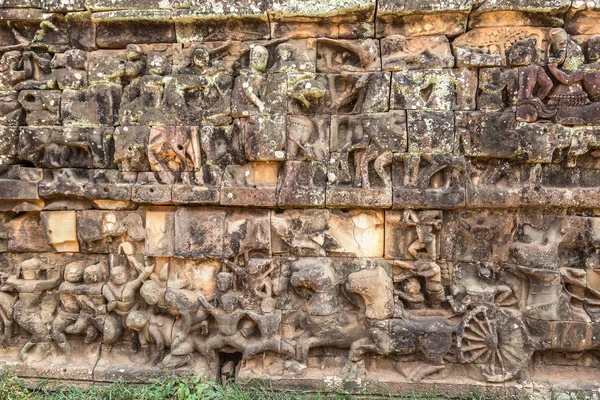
[410,364,445,382]
[348,337,381,361]
[296,336,318,362]
[374,151,393,188]
[360,149,379,190]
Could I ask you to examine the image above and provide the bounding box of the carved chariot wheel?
[457,305,532,383]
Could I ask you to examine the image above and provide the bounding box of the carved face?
[587,36,600,62]
[102,213,118,234]
[148,54,168,76]
[220,293,238,312]
[84,264,103,284]
[508,40,535,67]
[216,272,233,292]
[276,44,294,62]
[250,46,269,73]
[110,265,129,285]
[64,262,84,283]
[140,280,163,305]
[192,46,210,71]
[126,45,142,62]
[403,278,421,295]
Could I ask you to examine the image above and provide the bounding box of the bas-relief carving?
[3,1,600,392]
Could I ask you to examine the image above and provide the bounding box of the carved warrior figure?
[2,258,60,360]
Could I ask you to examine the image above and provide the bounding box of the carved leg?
[374,151,393,188]
[348,337,381,361]
[410,365,445,382]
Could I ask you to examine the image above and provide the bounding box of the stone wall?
[1,0,600,396]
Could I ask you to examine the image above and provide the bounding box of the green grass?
[0,366,524,400]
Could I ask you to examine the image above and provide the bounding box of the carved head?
[140,280,163,305]
[64,261,85,283]
[275,43,295,62]
[84,263,106,284]
[65,49,86,70]
[192,45,210,71]
[250,45,269,73]
[402,278,421,295]
[20,258,43,280]
[102,212,118,234]
[507,39,537,66]
[587,36,600,63]
[0,51,21,72]
[126,311,149,331]
[147,53,168,76]
[290,259,336,291]
[216,271,233,292]
[220,292,238,312]
[110,265,130,285]
[125,44,142,62]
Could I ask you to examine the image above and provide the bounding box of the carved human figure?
[244,297,294,359]
[0,51,32,90]
[139,280,209,351]
[546,28,590,125]
[269,42,313,73]
[196,292,248,364]
[147,127,202,184]
[394,257,445,308]
[223,258,276,310]
[120,52,169,125]
[318,38,378,72]
[581,35,600,124]
[102,242,154,342]
[239,45,269,113]
[3,258,60,360]
[396,278,426,310]
[506,38,555,123]
[52,261,85,357]
[125,310,182,365]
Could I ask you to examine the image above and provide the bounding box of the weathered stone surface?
[92,10,176,48]
[19,127,115,168]
[268,0,375,39]
[391,69,477,110]
[381,35,455,70]
[173,2,269,42]
[3,2,600,396]
[377,0,472,37]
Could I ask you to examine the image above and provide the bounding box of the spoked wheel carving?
[457,305,532,383]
